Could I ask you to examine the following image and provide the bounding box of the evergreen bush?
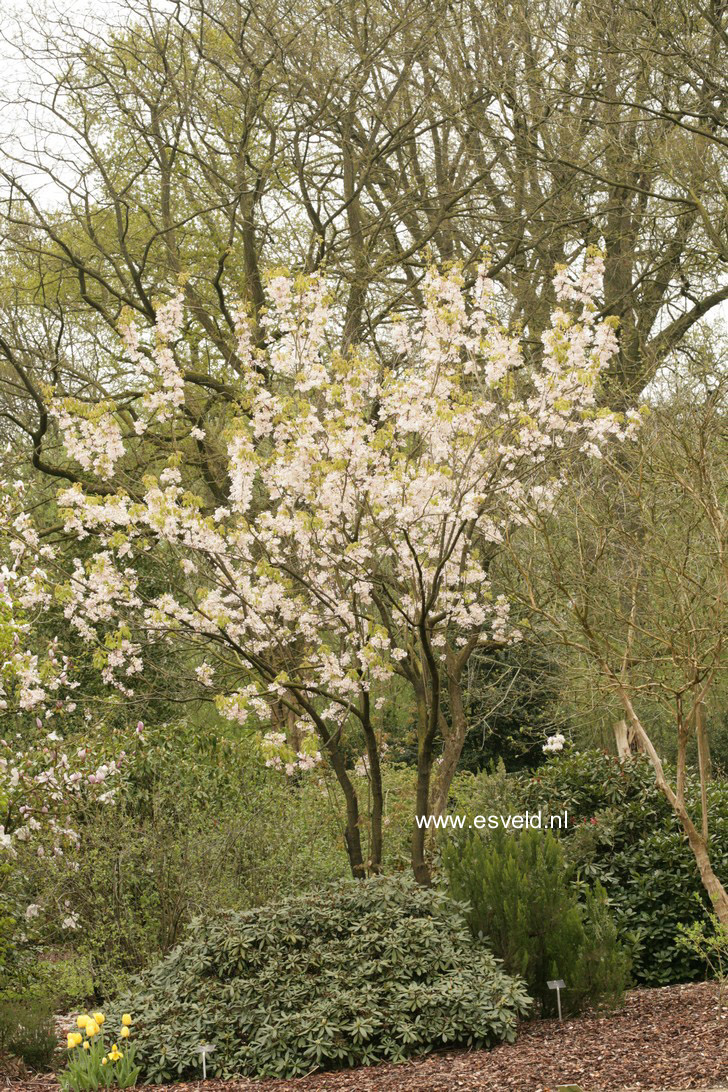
[442,828,629,1015]
[571,883,631,1011]
[518,750,728,984]
[0,1000,57,1070]
[107,876,531,1081]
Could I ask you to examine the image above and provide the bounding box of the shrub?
[0,1000,57,1071]
[517,750,728,985]
[442,828,629,1015]
[0,953,94,1011]
[449,759,521,837]
[21,722,348,998]
[571,883,631,1011]
[677,912,728,1015]
[107,876,531,1081]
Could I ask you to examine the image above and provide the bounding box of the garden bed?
[5,980,727,1092]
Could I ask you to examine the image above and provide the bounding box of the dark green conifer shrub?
[0,1000,57,1070]
[443,828,629,1015]
[571,883,631,1011]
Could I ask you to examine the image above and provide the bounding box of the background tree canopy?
[0,0,726,475]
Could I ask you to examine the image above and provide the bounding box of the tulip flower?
[66,1034,77,1049]
[76,1015,89,1029]
[121,1013,132,1026]
[120,1026,130,1039]
[93,1011,105,1025]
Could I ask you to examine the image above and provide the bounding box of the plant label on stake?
[547,979,566,1020]
[197,1043,216,1079]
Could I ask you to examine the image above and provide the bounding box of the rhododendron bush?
[9,253,638,881]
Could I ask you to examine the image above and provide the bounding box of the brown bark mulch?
[4,981,726,1092]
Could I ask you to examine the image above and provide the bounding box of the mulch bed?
[4,981,726,1092]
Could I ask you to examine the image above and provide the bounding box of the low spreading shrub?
[107,876,531,1081]
[677,913,728,1014]
[442,828,629,1015]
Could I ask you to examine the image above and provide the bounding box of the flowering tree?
[21,253,637,882]
[0,479,149,835]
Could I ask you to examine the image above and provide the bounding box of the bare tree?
[507,365,728,921]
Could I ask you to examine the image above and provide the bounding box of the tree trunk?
[430,662,469,818]
[683,814,728,924]
[614,719,630,759]
[411,744,434,885]
[410,637,438,886]
[430,714,464,821]
[293,691,366,879]
[696,700,712,842]
[361,693,383,873]
[614,717,644,759]
[618,687,728,926]
[329,749,367,879]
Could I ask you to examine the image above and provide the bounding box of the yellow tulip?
[121,1013,132,1026]
[67,1034,77,1049]
[73,1033,83,1047]
[93,1012,105,1026]
[77,1015,89,1029]
[101,1058,108,1066]
[120,1026,130,1039]
[82,1041,90,1051]
[86,1020,100,1038]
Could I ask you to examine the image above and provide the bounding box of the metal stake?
[197,1043,216,1080]
[547,978,566,1020]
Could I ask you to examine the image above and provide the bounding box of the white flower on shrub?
[543,733,566,754]
[62,911,80,930]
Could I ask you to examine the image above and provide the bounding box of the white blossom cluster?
[47,255,637,759]
[260,725,322,776]
[0,485,142,871]
[543,733,566,754]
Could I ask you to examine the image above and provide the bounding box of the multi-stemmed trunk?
[292,690,383,879]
